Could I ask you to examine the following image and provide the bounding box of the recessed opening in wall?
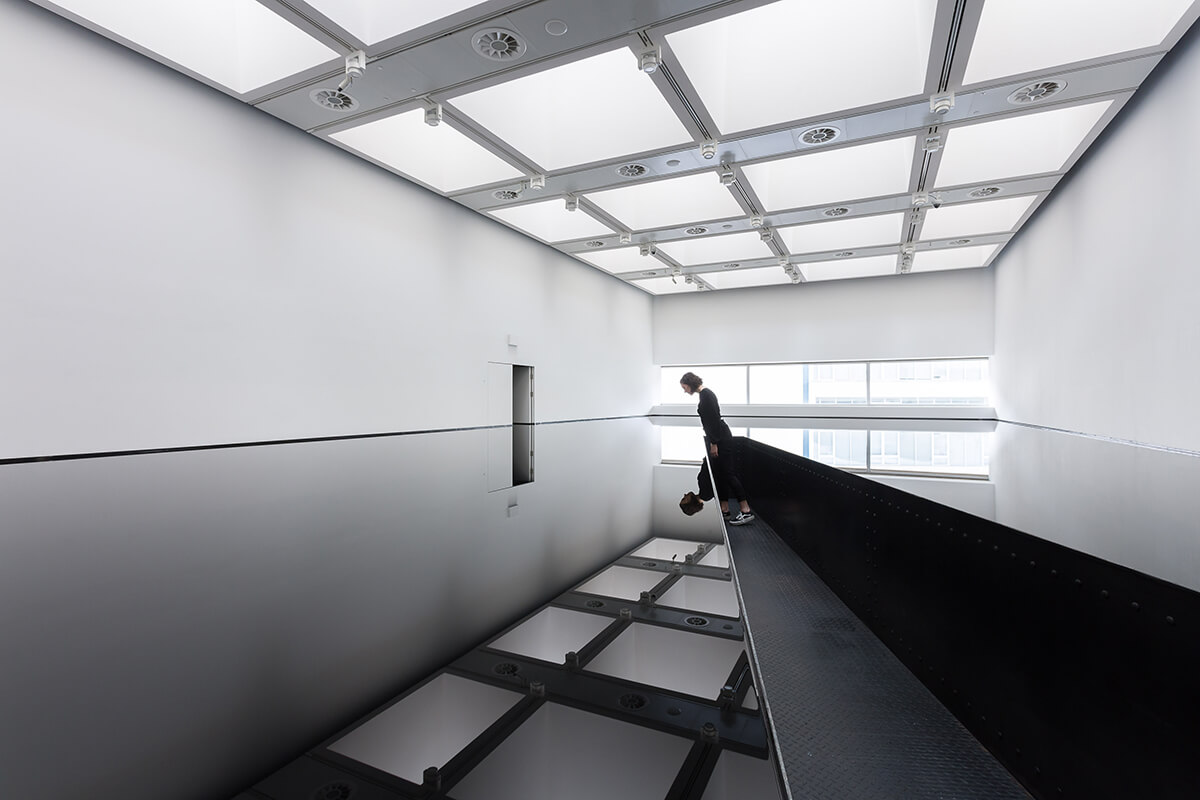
[513,365,534,486]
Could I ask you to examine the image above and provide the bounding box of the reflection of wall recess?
[585,599,605,608]
[642,561,658,567]
[685,616,710,627]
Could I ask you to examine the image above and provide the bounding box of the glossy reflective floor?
[4,414,1197,799]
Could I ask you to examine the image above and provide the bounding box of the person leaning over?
[679,371,754,525]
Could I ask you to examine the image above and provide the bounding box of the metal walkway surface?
[724,518,1031,800]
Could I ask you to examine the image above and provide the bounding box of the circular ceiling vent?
[722,262,740,269]
[969,186,1002,198]
[835,251,854,257]
[493,662,520,676]
[685,226,709,236]
[616,163,648,178]
[585,240,605,248]
[309,88,358,112]
[799,125,841,146]
[313,782,355,800]
[642,271,658,276]
[473,28,527,61]
[619,693,648,710]
[585,599,605,608]
[824,207,850,217]
[1008,79,1066,105]
[492,189,520,200]
[950,238,972,245]
[685,616,710,627]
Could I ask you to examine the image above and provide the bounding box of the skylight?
[919,196,1038,240]
[488,199,614,243]
[665,0,937,133]
[800,255,898,282]
[741,137,916,212]
[656,232,775,267]
[585,173,746,232]
[911,244,999,272]
[934,102,1112,188]
[576,247,653,274]
[776,214,905,255]
[331,110,524,193]
[48,0,340,94]
[703,268,792,290]
[632,277,703,295]
[302,0,491,45]
[963,0,1194,86]
[449,48,693,171]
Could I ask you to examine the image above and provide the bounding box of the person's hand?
[710,443,718,457]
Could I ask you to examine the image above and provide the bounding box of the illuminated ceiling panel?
[912,244,999,272]
[577,247,654,274]
[777,214,905,255]
[488,199,614,243]
[632,277,704,295]
[964,0,1194,86]
[47,0,339,93]
[934,102,1112,188]
[703,267,793,290]
[666,0,937,133]
[656,232,775,267]
[450,48,693,171]
[741,137,916,212]
[302,0,490,44]
[331,110,524,193]
[800,255,898,282]
[585,173,746,232]
[920,196,1038,240]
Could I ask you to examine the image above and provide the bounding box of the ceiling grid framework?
[32,0,1200,294]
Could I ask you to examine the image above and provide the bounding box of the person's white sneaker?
[728,511,755,526]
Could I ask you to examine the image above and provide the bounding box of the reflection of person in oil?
[679,372,754,525]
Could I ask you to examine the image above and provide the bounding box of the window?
[869,359,990,405]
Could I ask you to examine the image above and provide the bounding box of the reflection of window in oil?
[513,365,534,486]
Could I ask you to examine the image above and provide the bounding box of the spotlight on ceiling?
[639,244,657,257]
[527,174,546,191]
[564,196,579,212]
[718,165,735,186]
[639,46,661,74]
[424,103,442,127]
[619,232,632,245]
[929,91,955,115]
[309,50,367,112]
[750,216,764,228]
[900,245,915,273]
[923,134,942,153]
[701,141,717,160]
[759,228,773,242]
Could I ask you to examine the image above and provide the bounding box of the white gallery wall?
[0,0,654,461]
[652,268,994,367]
[991,21,1200,453]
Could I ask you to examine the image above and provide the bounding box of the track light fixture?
[701,141,717,160]
[759,228,773,242]
[718,164,735,186]
[750,216,764,228]
[929,91,955,115]
[923,133,942,153]
[639,46,661,74]
[640,243,657,257]
[900,245,915,273]
[527,174,545,191]
[619,232,632,245]
[424,103,442,127]
[564,196,578,212]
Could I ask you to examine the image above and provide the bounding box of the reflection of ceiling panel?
[585,173,746,232]
[741,138,916,212]
[449,48,693,171]
[35,0,1200,293]
[666,0,938,134]
[331,110,523,193]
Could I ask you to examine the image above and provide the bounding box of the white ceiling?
[35,0,1200,295]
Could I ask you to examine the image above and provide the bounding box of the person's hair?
[679,491,704,516]
[680,372,703,391]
